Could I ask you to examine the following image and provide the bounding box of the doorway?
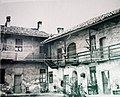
[63,75,69,93]
[14,75,22,93]
[71,71,78,95]
[89,66,98,94]
[101,70,110,94]
[0,69,5,84]
[72,71,78,84]
[40,69,47,92]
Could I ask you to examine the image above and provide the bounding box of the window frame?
[99,37,106,58]
[49,71,53,83]
[15,38,23,52]
[90,35,96,51]
[40,69,46,83]
[57,48,62,60]
[67,43,76,59]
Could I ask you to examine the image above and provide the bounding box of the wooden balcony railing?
[48,43,120,67]
[74,43,120,64]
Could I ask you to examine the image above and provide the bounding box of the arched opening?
[71,71,79,95]
[72,71,78,83]
[67,43,76,58]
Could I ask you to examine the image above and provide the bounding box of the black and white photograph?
[0,0,120,97]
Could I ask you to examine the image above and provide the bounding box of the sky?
[0,0,120,34]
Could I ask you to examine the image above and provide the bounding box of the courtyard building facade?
[0,16,49,93]
[43,8,120,95]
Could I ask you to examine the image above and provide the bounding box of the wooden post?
[89,29,92,62]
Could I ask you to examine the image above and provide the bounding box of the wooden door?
[14,75,22,93]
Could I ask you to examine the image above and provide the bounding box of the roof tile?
[1,26,49,38]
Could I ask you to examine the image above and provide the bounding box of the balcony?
[65,54,79,66]
[0,43,45,62]
[47,43,120,68]
[74,43,120,64]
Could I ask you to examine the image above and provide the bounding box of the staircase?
[45,58,58,69]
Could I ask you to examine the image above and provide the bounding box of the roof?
[43,8,120,43]
[0,25,49,38]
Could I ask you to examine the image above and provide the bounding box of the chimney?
[5,16,11,27]
[37,21,42,31]
[57,27,64,34]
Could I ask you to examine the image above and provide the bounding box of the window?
[57,48,62,60]
[40,69,46,83]
[1,34,7,51]
[67,43,76,58]
[15,39,23,52]
[99,37,106,58]
[90,35,96,51]
[49,71,53,83]
[0,69,5,84]
[40,45,44,53]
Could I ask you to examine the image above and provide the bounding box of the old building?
[43,8,120,95]
[0,16,49,93]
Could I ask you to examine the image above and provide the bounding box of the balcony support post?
[89,29,92,62]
